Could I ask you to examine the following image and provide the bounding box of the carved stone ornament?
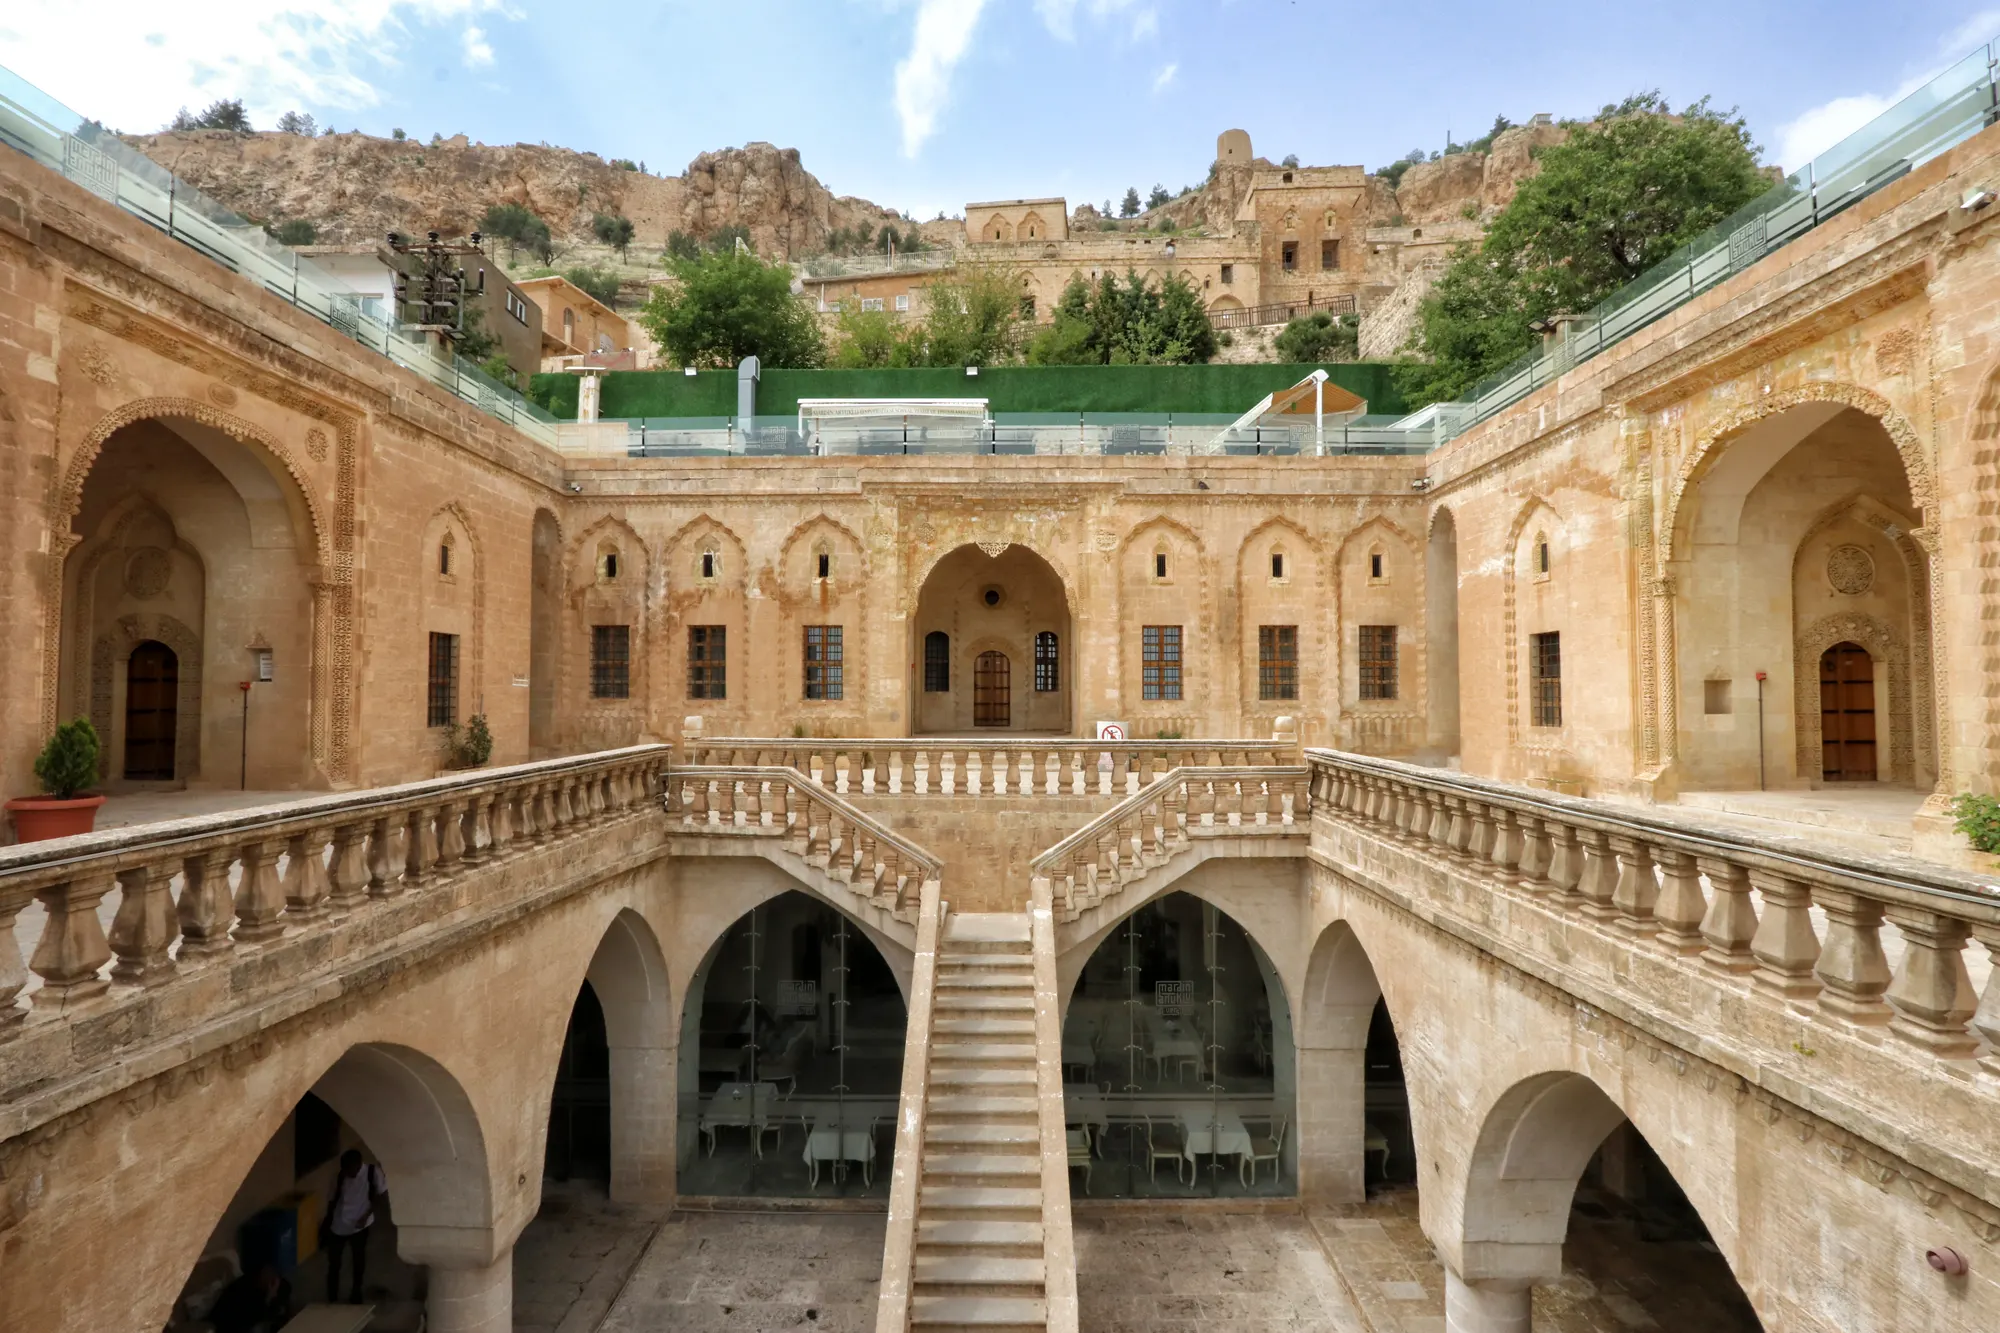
[977,540,1010,558]
[123,547,171,600]
[1874,325,1918,376]
[1094,530,1119,552]
[206,383,239,408]
[305,427,330,463]
[1826,544,1875,595]
[77,343,119,387]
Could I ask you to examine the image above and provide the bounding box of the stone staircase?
[907,913,1052,1331]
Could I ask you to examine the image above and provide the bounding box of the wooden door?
[1819,642,1876,782]
[973,651,1010,728]
[125,640,179,781]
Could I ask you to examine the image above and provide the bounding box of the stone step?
[931,1041,1038,1063]
[932,1017,1035,1037]
[923,1123,1040,1146]
[921,1186,1042,1210]
[926,1094,1038,1118]
[924,1154,1042,1178]
[936,973,1034,989]
[938,953,1036,969]
[942,914,1032,951]
[917,1219,1045,1249]
[930,1067,1037,1087]
[914,1256,1046,1287]
[933,994,1035,1012]
[909,1295,1047,1328]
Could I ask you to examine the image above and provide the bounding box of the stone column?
[1296,1001,1372,1204]
[609,1040,678,1203]
[426,1253,512,1333]
[1445,1269,1533,1333]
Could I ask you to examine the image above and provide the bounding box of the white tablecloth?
[1153,1036,1204,1078]
[804,1122,875,1185]
[700,1082,782,1154]
[1179,1109,1251,1163]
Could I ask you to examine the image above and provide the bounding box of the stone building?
[6,56,2000,1333]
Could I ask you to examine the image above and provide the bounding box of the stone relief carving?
[123,548,171,600]
[305,427,330,463]
[1825,544,1875,595]
[76,343,119,387]
[1873,324,1918,376]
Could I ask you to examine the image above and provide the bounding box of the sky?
[3,1,1998,221]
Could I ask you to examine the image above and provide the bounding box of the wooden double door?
[125,640,179,781]
[1819,641,1876,782]
[973,651,1010,728]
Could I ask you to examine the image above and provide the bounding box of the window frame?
[1358,624,1399,701]
[1141,625,1183,701]
[1321,238,1339,270]
[1530,631,1563,727]
[590,624,632,700]
[804,625,844,701]
[1257,624,1299,701]
[687,625,727,700]
[1034,631,1060,693]
[923,630,950,693]
[426,631,459,728]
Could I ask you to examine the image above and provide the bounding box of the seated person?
[208,1263,293,1333]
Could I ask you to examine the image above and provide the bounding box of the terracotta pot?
[5,794,106,843]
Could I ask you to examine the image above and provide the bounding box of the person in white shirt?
[321,1150,388,1305]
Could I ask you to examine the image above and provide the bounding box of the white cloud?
[1775,9,2000,170]
[1151,62,1177,94]
[0,1,509,132]
[893,0,988,158]
[461,24,495,68]
[1034,0,1156,42]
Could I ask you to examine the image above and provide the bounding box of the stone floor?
[1073,1206,1368,1332]
[513,1181,671,1333]
[1662,785,1926,856]
[594,1208,887,1332]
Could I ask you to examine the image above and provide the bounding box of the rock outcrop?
[121,130,908,261]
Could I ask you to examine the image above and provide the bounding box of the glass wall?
[678,892,905,1198]
[1059,891,1294,1197]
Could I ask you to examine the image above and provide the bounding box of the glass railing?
[1428,35,2000,445]
[0,62,560,447]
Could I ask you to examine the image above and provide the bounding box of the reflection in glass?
[678,891,906,1198]
[1059,891,1293,1197]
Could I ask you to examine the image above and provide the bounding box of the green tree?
[1146,184,1171,210]
[168,98,251,132]
[706,224,753,254]
[1119,187,1141,218]
[591,212,635,257]
[1024,270,1215,366]
[830,305,914,368]
[480,202,554,263]
[637,248,824,368]
[391,127,407,141]
[1274,311,1358,362]
[911,265,1029,367]
[275,110,317,136]
[271,219,317,246]
[1396,94,1770,406]
[561,264,622,308]
[664,230,702,262]
[1281,154,1300,168]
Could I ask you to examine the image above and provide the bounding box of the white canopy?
[796,398,991,432]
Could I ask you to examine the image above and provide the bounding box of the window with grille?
[687,625,726,700]
[1321,238,1339,269]
[923,631,950,692]
[860,297,884,312]
[1359,625,1398,700]
[1220,263,1234,284]
[426,632,459,728]
[1530,631,1562,727]
[1034,631,1059,692]
[1142,625,1182,701]
[1258,625,1298,701]
[805,625,844,700]
[1282,241,1297,271]
[591,625,631,699]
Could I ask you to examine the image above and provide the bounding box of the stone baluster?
[1811,888,1892,1027]
[1017,749,1034,796]
[915,748,932,795]
[1488,809,1521,877]
[742,775,766,828]
[1970,925,2000,1076]
[404,807,440,886]
[554,779,577,829]
[1386,783,1409,834]
[283,827,331,918]
[178,850,238,955]
[586,773,609,821]
[30,872,116,1007]
[1652,850,1707,955]
[434,802,467,875]
[826,810,851,876]
[1428,791,1453,847]
[1881,907,1979,1056]
[873,750,891,795]
[235,841,288,942]
[1516,815,1552,890]
[535,782,559,841]
[0,889,30,1029]
[994,749,1013,795]
[1574,830,1617,919]
[109,862,180,986]
[1695,857,1758,974]
[805,797,831,864]
[1608,837,1658,937]
[367,816,401,896]
[1445,797,1473,856]
[1393,784,1422,839]
[487,790,516,856]
[1465,801,1495,861]
[1069,844,1094,908]
[329,823,372,910]
[1163,777,1188,846]
[1183,776,1213,828]
[1748,870,1821,1002]
[462,796,492,862]
[768,776,791,831]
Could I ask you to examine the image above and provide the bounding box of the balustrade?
[0,746,668,1033]
[1307,749,2000,1072]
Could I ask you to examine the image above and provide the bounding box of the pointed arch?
[1501,497,1567,747]
[1334,514,1419,571]
[426,501,486,724]
[665,512,748,584]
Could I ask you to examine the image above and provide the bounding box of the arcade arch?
[912,543,1072,733]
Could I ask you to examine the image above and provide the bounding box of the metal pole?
[1315,374,1324,455]
[1756,671,1767,791]
[239,681,251,790]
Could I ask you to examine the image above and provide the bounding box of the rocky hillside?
[123,130,909,261]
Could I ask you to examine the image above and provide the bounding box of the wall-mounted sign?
[1096,721,1127,741]
[778,979,819,1016]
[1155,980,1192,1017]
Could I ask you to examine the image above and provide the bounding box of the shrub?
[272,219,317,246]
[1950,793,2000,853]
[441,715,493,770]
[1274,311,1358,363]
[34,720,101,799]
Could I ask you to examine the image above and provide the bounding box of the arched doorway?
[125,640,179,780]
[1059,891,1293,1197]
[678,891,907,1198]
[545,982,611,1183]
[1820,641,1876,781]
[912,543,1072,734]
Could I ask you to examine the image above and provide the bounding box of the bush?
[1274,311,1358,363]
[1950,793,2000,853]
[591,212,635,258]
[561,264,622,308]
[271,219,317,246]
[441,715,493,770]
[34,720,101,799]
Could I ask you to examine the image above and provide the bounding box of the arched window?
[599,544,620,580]
[1034,631,1059,692]
[439,538,453,576]
[1368,546,1386,583]
[923,631,950,692]
[1533,532,1551,577]
[1154,550,1169,581]
[1270,550,1286,580]
[699,550,718,581]
[815,544,833,580]
[562,307,575,344]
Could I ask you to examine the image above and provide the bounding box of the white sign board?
[1096,721,1128,741]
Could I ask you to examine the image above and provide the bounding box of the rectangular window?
[1220,263,1234,284]
[1034,631,1059,693]
[1321,238,1339,269]
[804,625,844,701]
[426,632,458,728]
[1359,625,1399,701]
[591,625,631,699]
[923,632,950,693]
[1142,625,1183,701]
[1530,631,1563,727]
[1703,678,1732,715]
[1281,241,1297,271]
[895,293,911,312]
[1258,625,1298,701]
[860,296,885,312]
[688,625,726,700]
[506,290,529,324]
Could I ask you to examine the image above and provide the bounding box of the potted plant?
[440,714,494,771]
[7,720,106,842]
